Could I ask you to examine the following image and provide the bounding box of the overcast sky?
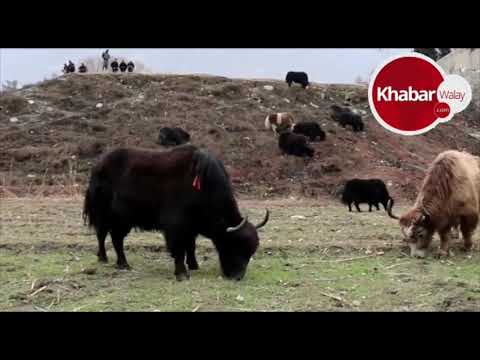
[0,48,410,87]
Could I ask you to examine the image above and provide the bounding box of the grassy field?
[1,197,480,312]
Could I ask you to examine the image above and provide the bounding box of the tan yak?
[389,150,480,258]
[265,113,295,134]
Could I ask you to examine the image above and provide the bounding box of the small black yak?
[83,145,269,281]
[341,179,397,216]
[278,131,314,158]
[158,127,191,146]
[292,122,326,142]
[331,105,364,132]
[286,71,309,88]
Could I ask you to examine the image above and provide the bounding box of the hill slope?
[1,73,480,200]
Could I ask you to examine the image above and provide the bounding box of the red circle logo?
[368,52,472,136]
[434,102,450,118]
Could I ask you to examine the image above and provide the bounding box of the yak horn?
[387,198,399,220]
[226,216,248,233]
[255,209,270,229]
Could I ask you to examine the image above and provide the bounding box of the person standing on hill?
[127,61,135,73]
[102,49,110,71]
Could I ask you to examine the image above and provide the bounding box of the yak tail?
[387,197,399,220]
[82,171,112,231]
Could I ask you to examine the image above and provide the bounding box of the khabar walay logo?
[368,52,472,136]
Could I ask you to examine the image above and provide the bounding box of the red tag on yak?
[192,176,201,191]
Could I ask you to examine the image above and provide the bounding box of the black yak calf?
[278,131,314,158]
[158,127,191,146]
[292,121,326,142]
[341,179,397,217]
[286,71,310,88]
[83,145,270,281]
[331,105,364,132]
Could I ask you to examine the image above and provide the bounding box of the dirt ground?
[1,197,479,312]
[2,73,480,200]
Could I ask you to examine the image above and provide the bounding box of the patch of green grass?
[2,198,480,312]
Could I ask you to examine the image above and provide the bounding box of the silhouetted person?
[119,60,127,73]
[127,61,135,73]
[68,61,75,73]
[79,63,87,73]
[102,49,110,71]
[111,59,119,73]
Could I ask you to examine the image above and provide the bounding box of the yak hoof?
[116,262,131,270]
[188,262,199,271]
[435,249,450,259]
[175,272,190,282]
[98,256,108,263]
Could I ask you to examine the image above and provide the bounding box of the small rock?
[82,268,97,275]
[291,215,306,220]
[310,102,319,109]
[284,98,291,103]
[96,103,104,109]
[10,117,19,123]
[27,174,36,178]
[263,85,274,91]
[28,100,35,105]
[352,300,361,307]
[47,107,53,112]
[236,295,244,303]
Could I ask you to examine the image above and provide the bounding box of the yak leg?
[111,226,131,269]
[186,237,199,271]
[460,214,478,252]
[368,203,372,212]
[354,202,361,212]
[165,229,191,281]
[438,229,452,257]
[96,227,109,263]
[348,203,352,212]
[375,203,380,211]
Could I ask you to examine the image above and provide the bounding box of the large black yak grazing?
[83,145,269,281]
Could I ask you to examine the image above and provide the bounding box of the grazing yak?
[83,145,270,281]
[158,127,191,146]
[265,112,295,134]
[341,179,397,215]
[394,150,480,258]
[286,71,309,88]
[331,105,364,132]
[292,122,326,142]
[278,131,314,158]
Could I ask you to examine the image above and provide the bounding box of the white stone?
[28,100,35,105]
[263,85,274,91]
[96,103,104,108]
[9,117,19,123]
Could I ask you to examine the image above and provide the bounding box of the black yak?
[341,178,396,216]
[127,61,135,73]
[286,71,309,88]
[331,105,364,132]
[278,131,314,158]
[292,122,326,142]
[158,127,191,146]
[83,145,269,281]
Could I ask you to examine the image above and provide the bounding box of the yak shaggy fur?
[399,150,480,258]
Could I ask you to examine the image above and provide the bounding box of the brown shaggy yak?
[390,150,480,258]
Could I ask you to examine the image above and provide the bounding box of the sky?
[0,48,411,87]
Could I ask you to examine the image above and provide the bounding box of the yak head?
[399,209,431,244]
[216,209,270,281]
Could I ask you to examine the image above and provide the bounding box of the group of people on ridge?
[101,50,135,73]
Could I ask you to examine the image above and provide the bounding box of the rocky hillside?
[1,73,480,200]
